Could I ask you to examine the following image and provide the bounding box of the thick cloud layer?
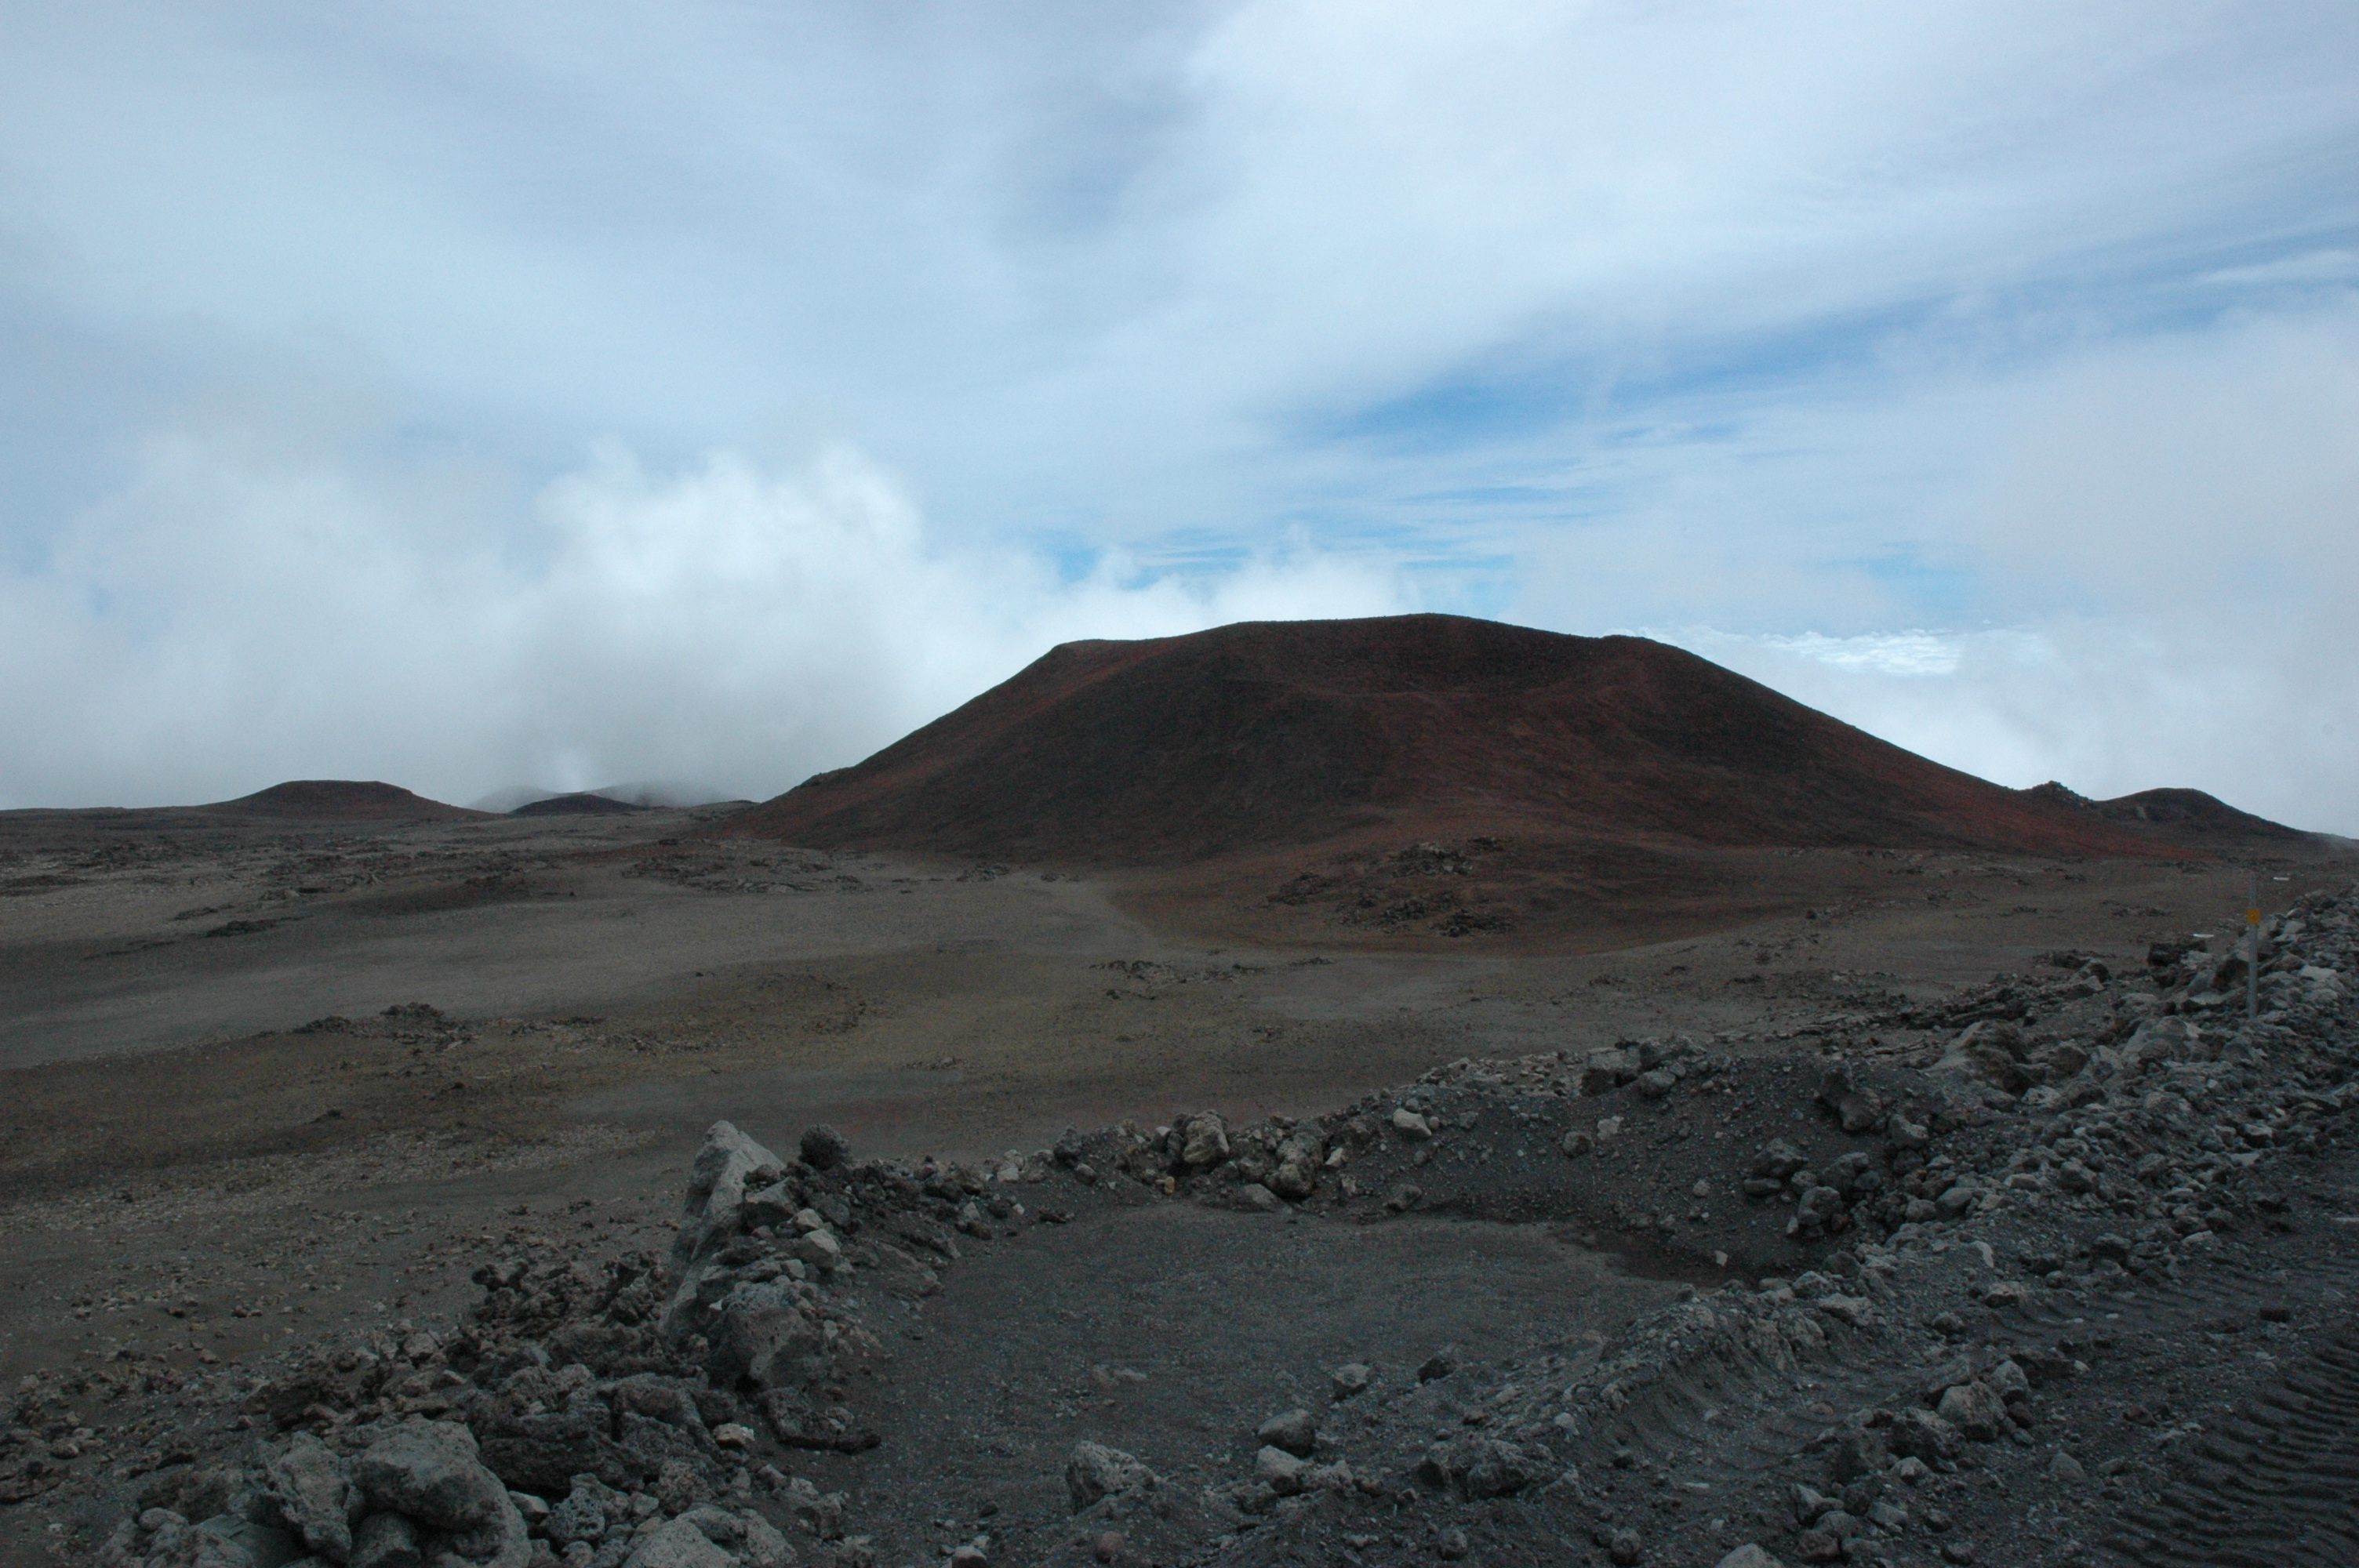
[0,426,1405,808]
[1,3,2354,826]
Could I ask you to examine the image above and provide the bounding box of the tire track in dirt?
[1558,1228,2359,1567]
[2100,1323,2359,1566]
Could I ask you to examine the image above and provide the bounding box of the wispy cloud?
[2201,251,2359,288]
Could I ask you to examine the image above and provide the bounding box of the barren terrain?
[5,782,2355,1567]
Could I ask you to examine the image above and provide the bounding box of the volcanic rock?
[1067,1443,1157,1512]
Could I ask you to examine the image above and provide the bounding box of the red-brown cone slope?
[733,615,2169,864]
[2020,782,2310,846]
[198,780,486,821]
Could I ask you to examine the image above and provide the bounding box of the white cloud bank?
[0,424,1409,809]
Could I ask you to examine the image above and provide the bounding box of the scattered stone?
[259,1430,358,1563]
[1835,1091,1885,1134]
[1826,1430,1888,1486]
[1181,1113,1231,1169]
[798,1124,850,1171]
[1416,1436,1531,1499]
[1390,1108,1434,1141]
[352,1421,516,1533]
[1256,1410,1318,1457]
[1066,1443,1157,1512]
[546,1480,620,1548]
[1935,1381,2011,1443]
[351,1511,423,1568]
[1813,1294,1875,1327]
[1888,1409,1961,1465]
[1254,1445,1307,1495]
[623,1516,736,1568]
[1714,1548,1787,1568]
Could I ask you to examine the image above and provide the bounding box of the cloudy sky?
[2,2,2354,827]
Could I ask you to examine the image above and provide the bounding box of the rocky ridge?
[9,887,2357,1568]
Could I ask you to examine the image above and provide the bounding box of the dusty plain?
[2,800,2354,1567]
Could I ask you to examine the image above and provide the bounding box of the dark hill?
[510,793,645,817]
[199,781,485,822]
[732,615,2169,865]
[2022,782,2312,845]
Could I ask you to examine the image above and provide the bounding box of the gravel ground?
[10,879,2358,1568]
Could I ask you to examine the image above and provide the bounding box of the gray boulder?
[1887,1407,1960,1464]
[2117,1017,2201,1071]
[668,1121,786,1277]
[1270,1131,1325,1200]
[1254,1446,1307,1496]
[1579,1048,1637,1094]
[612,1376,708,1434]
[1792,1185,1845,1233]
[798,1124,851,1171]
[1826,1428,1888,1486]
[706,1281,829,1391]
[1065,1442,1158,1511]
[660,1123,791,1343]
[352,1422,512,1533]
[101,1512,259,1568]
[1237,1183,1282,1213]
[1416,1437,1531,1499]
[261,1432,360,1562]
[1256,1409,1318,1457]
[350,1421,529,1565]
[740,1181,801,1232]
[693,1508,793,1568]
[622,1518,736,1568]
[1834,1090,1885,1134]
[670,1504,789,1563]
[1932,1040,2030,1096]
[1936,1380,2011,1442]
[432,1501,531,1568]
[1715,1548,1788,1568]
[349,1512,420,1568]
[543,1478,616,1548]
[1633,1068,1678,1101]
[193,1518,299,1568]
[1180,1113,1230,1169]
